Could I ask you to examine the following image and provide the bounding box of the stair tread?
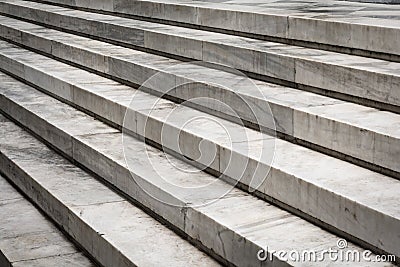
[0,80,391,266]
[0,174,95,267]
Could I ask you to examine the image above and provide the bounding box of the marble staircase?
[0,0,399,266]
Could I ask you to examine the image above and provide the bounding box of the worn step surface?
[0,0,400,111]
[0,74,396,266]
[0,173,96,267]
[0,45,399,263]
[0,114,220,267]
[32,0,400,58]
[0,16,399,178]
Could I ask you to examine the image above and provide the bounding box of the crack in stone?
[11,251,81,264]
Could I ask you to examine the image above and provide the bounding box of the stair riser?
[0,23,398,178]
[34,0,400,58]
[0,1,399,109]
[1,75,399,260]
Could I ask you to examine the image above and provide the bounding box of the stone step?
[0,47,399,262]
[30,0,400,59]
[0,114,221,267]
[0,16,399,178]
[348,0,400,3]
[0,75,395,267]
[0,0,400,111]
[0,173,95,267]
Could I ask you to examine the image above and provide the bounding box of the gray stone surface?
[0,19,399,175]
[11,253,96,267]
[0,175,95,267]
[0,1,400,107]
[0,0,398,265]
[0,104,391,266]
[34,0,400,56]
[345,0,400,3]
[0,62,399,261]
[0,116,220,267]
